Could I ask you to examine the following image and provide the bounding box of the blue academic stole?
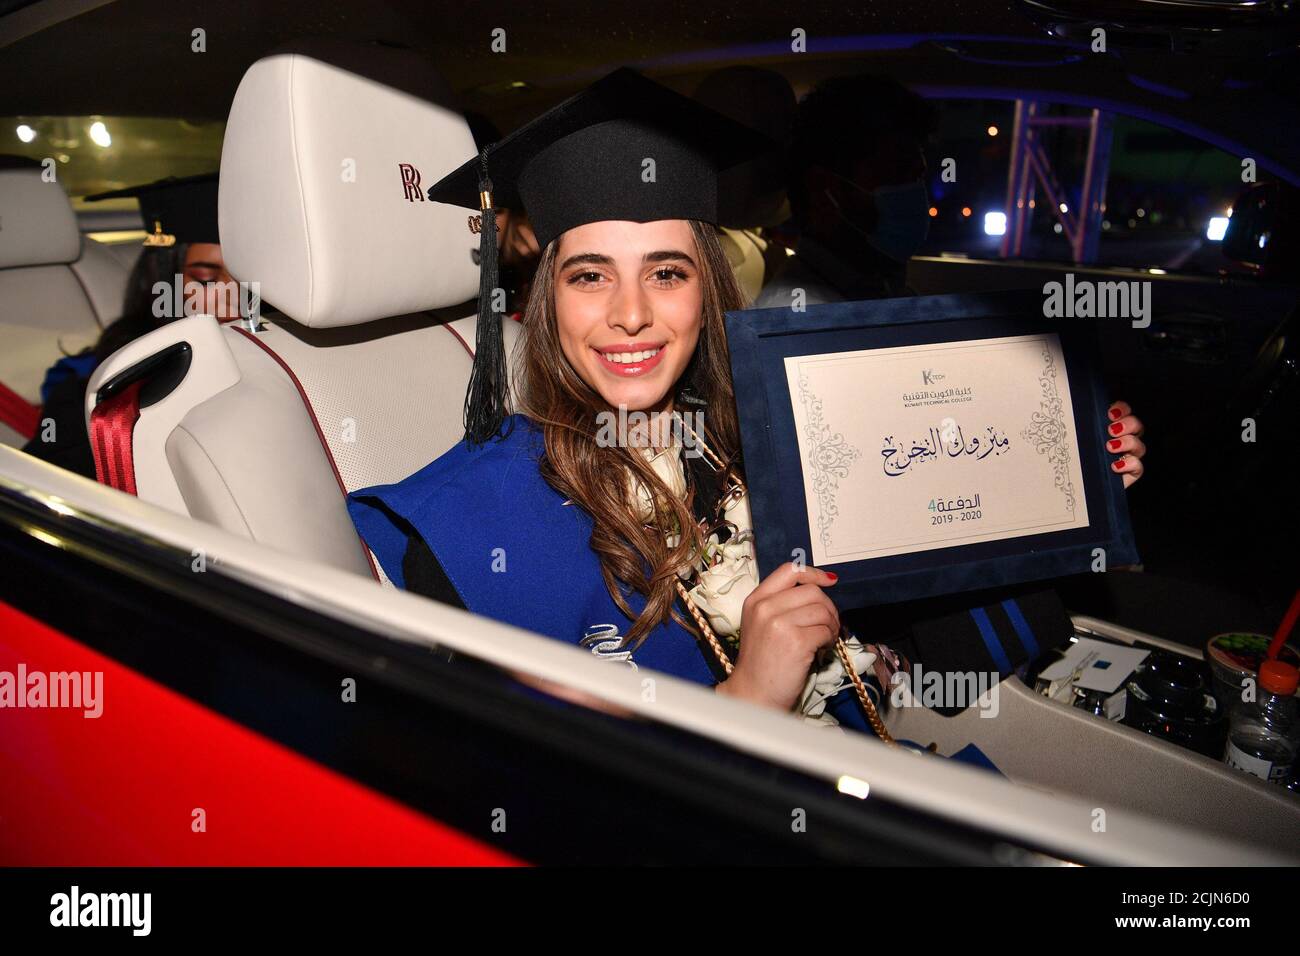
[348,415,719,686]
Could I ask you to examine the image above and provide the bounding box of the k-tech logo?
[50,886,151,936]
[398,163,424,202]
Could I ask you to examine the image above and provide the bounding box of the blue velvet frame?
[725,290,1139,609]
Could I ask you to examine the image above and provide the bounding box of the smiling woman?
[515,217,748,646]
[552,223,705,413]
[348,67,883,723]
[346,69,887,731]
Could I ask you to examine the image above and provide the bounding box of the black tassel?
[463,147,509,446]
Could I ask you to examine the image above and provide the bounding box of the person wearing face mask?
[348,69,1149,742]
[465,112,541,314]
[755,73,934,308]
[754,74,1153,707]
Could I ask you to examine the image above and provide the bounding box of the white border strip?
[0,445,1287,865]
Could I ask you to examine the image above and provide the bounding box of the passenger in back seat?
[692,66,798,303]
[755,73,936,307]
[24,174,238,477]
[467,112,541,314]
[754,74,1150,695]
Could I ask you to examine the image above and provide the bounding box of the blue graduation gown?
[347,414,910,739]
[347,414,719,685]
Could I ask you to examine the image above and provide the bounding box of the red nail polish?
[1109,422,1123,435]
[1107,438,1122,451]
[825,571,838,583]
[1113,459,1125,470]
[1109,407,1122,420]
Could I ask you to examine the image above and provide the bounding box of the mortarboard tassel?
[463,147,509,446]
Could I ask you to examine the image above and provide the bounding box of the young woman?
[349,71,1146,733]
[23,174,239,478]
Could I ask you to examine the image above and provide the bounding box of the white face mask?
[824,173,931,263]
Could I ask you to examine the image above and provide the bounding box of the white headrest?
[219,51,480,329]
[0,168,81,269]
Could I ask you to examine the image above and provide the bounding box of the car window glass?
[920,99,1272,277]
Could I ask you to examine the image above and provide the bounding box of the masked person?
[348,70,1147,740]
[23,173,238,478]
[466,112,541,315]
[755,74,934,307]
[691,65,798,304]
[755,74,1147,700]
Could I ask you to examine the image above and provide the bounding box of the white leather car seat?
[84,46,518,581]
[0,164,128,445]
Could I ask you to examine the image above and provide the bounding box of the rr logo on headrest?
[398,163,424,202]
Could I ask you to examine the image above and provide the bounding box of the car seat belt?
[1000,598,1040,658]
[969,606,1014,675]
[89,380,143,495]
[0,379,41,441]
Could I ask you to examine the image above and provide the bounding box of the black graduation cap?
[85,172,220,246]
[429,68,772,445]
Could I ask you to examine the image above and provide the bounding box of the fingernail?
[1109,407,1122,420]
[1107,438,1122,451]
[1113,459,1125,471]
[825,570,838,583]
[1109,422,1123,435]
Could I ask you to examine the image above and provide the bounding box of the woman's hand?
[717,563,839,711]
[1106,400,1146,489]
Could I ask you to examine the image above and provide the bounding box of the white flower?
[687,530,759,639]
[629,442,688,524]
[796,633,877,727]
[625,435,873,729]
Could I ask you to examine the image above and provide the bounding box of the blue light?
[984,211,1007,236]
[1205,216,1229,241]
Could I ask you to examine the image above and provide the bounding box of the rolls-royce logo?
[922,369,946,385]
[398,163,424,202]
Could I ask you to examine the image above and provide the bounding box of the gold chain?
[670,414,896,745]
[674,579,735,676]
[833,634,897,744]
[675,575,895,745]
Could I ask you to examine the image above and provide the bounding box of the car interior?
[0,161,130,445]
[82,44,520,578]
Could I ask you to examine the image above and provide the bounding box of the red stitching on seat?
[232,326,381,582]
[442,321,475,359]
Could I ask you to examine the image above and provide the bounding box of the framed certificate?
[726,290,1138,608]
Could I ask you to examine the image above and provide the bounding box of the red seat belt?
[0,380,40,441]
[89,380,144,495]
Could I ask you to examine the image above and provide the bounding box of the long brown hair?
[518,220,746,647]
